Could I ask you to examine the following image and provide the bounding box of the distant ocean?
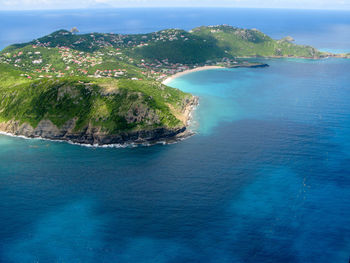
[0,8,349,263]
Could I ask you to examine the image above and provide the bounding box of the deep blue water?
[0,8,350,263]
[1,8,350,51]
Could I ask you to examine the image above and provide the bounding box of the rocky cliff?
[0,95,198,146]
[0,77,198,146]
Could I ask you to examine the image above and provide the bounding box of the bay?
[0,8,349,263]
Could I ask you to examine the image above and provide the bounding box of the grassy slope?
[0,64,29,87]
[0,66,191,132]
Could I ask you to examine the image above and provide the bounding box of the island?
[0,25,339,146]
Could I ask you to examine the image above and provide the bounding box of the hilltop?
[0,25,335,145]
[0,63,197,145]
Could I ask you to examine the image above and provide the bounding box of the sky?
[0,0,349,10]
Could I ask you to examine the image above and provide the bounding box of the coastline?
[0,96,199,147]
[0,130,194,148]
[162,66,224,85]
[161,63,270,85]
[0,124,194,148]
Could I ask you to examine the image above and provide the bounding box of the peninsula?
[0,25,336,146]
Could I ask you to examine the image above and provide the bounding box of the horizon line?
[1,6,350,11]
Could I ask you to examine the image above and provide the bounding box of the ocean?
[0,8,349,263]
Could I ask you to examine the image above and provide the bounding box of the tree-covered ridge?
[2,25,324,62]
[190,25,321,57]
[0,25,328,83]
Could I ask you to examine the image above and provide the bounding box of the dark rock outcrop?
[0,96,198,146]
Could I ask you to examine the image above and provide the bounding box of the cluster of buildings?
[58,46,102,69]
[31,29,192,52]
[93,69,126,78]
[0,27,243,82]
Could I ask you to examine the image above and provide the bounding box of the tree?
[70,27,79,34]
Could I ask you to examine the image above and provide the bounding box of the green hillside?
[2,25,324,65]
[190,25,321,57]
[0,76,191,132]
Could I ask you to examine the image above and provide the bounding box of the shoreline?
[0,130,195,148]
[162,66,224,85]
[0,127,195,148]
[161,63,269,85]
[0,122,196,148]
[0,96,199,148]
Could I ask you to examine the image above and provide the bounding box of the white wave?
[0,130,196,149]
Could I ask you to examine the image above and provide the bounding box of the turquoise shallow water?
[320,48,350,54]
[1,8,350,263]
[0,58,349,262]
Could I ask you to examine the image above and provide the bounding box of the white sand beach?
[162,66,224,85]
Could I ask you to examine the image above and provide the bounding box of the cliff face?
[0,96,198,145]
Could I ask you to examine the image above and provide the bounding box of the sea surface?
[0,8,349,263]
